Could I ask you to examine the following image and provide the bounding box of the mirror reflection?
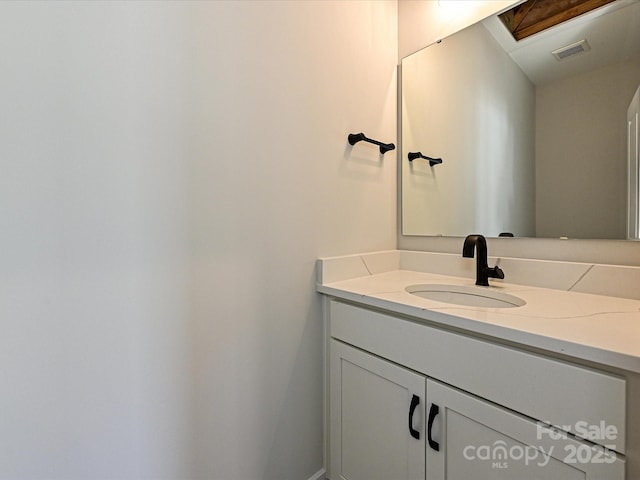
[401,0,640,239]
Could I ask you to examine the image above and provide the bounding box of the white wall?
[0,1,397,479]
[398,0,519,59]
[536,56,640,239]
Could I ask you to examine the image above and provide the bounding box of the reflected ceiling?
[499,0,616,41]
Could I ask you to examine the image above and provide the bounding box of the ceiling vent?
[552,39,591,60]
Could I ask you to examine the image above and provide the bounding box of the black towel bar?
[348,132,395,154]
[408,152,443,167]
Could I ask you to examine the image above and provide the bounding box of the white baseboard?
[306,468,326,480]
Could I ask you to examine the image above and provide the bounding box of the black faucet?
[462,234,505,286]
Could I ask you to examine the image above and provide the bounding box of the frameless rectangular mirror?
[401,0,640,239]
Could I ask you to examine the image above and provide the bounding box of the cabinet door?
[329,340,426,480]
[426,379,624,480]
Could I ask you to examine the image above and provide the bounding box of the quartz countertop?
[318,267,640,373]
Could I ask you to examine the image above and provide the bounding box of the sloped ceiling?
[499,0,616,41]
[483,0,640,85]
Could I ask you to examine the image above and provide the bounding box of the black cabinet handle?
[408,394,420,440]
[427,403,440,451]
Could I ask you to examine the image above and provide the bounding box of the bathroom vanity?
[317,250,640,480]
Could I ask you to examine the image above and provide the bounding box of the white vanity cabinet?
[325,299,627,480]
[329,340,425,480]
[426,379,622,479]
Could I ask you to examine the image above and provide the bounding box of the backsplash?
[318,250,640,301]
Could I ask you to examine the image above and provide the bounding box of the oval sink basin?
[405,284,526,309]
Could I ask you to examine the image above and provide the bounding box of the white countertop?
[318,268,640,373]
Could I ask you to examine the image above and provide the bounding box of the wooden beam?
[511,0,540,33]
[499,0,616,41]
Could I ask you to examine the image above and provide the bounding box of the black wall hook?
[348,132,395,154]
[408,152,443,167]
